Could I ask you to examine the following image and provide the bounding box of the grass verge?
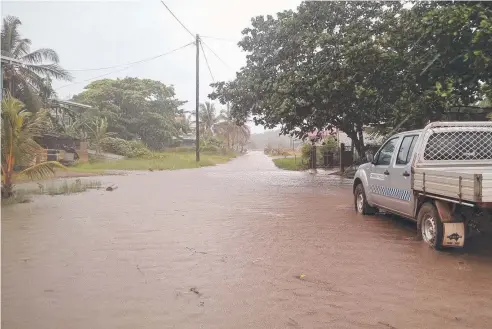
[2,179,102,206]
[272,157,307,171]
[71,151,236,171]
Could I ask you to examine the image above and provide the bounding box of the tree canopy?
[72,77,188,150]
[209,1,492,154]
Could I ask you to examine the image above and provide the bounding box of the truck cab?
[355,130,421,218]
[353,122,492,250]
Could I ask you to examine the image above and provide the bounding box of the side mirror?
[366,152,374,164]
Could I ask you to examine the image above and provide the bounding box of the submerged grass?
[42,180,102,196]
[2,179,102,206]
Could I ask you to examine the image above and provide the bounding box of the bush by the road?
[100,137,151,158]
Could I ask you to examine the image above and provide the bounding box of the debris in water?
[190,287,202,296]
[378,322,397,329]
[299,274,306,279]
[149,168,154,172]
[106,184,118,191]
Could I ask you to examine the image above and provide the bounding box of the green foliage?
[1,94,65,197]
[43,179,101,196]
[272,158,306,171]
[99,137,151,158]
[301,144,312,160]
[100,137,132,156]
[319,136,337,154]
[72,77,187,150]
[72,151,236,171]
[200,135,224,148]
[1,16,72,113]
[84,117,116,154]
[210,2,492,155]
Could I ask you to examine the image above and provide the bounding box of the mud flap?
[442,222,465,248]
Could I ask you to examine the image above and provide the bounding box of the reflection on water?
[2,151,492,329]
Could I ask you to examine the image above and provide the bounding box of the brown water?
[3,151,492,329]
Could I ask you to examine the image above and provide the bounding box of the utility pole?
[195,34,200,162]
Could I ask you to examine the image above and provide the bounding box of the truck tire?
[354,184,377,215]
[417,202,444,250]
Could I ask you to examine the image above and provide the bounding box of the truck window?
[375,137,398,166]
[396,135,418,165]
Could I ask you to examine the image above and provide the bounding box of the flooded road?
[3,151,492,329]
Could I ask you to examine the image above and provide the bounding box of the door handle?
[402,171,410,177]
[384,170,390,175]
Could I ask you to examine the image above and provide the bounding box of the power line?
[200,40,235,72]
[159,0,195,39]
[201,35,238,43]
[199,40,215,82]
[65,42,194,72]
[56,66,131,91]
[56,42,194,90]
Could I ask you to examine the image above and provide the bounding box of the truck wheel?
[417,202,444,250]
[354,184,376,215]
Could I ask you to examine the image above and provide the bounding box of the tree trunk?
[356,126,365,158]
[2,172,14,199]
[346,130,364,159]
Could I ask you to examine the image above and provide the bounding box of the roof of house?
[49,99,92,109]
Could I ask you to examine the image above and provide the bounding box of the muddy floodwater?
[3,151,492,329]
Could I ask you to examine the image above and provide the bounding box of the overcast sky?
[2,0,301,133]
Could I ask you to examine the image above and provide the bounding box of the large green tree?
[1,16,72,111]
[210,1,492,154]
[72,77,188,150]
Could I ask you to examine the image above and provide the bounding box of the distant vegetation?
[249,130,298,150]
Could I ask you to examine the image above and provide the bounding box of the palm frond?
[12,38,31,58]
[26,63,73,81]
[22,48,60,64]
[1,16,23,54]
[19,161,66,181]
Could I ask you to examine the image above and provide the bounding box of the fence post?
[340,143,345,173]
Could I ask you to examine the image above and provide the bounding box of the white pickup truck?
[353,121,492,249]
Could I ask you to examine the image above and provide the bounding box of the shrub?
[100,137,132,156]
[319,136,338,154]
[100,137,151,158]
[127,140,152,158]
[301,143,312,160]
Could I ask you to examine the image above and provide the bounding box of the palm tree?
[1,94,64,198]
[85,117,115,155]
[1,16,72,111]
[199,101,221,135]
[215,106,251,151]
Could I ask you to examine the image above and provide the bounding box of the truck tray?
[413,167,492,203]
